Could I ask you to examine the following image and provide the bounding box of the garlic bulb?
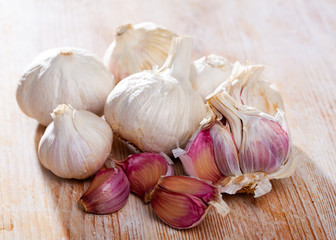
[104,36,206,154]
[16,47,115,126]
[38,104,113,179]
[190,55,233,101]
[215,62,284,116]
[104,22,176,83]
[174,91,296,197]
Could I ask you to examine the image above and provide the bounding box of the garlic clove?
[239,115,289,173]
[149,176,229,229]
[150,188,208,229]
[104,22,176,83]
[118,152,174,202]
[78,167,130,214]
[175,129,222,183]
[104,36,206,154]
[17,47,115,126]
[157,175,216,202]
[38,104,113,179]
[209,123,242,176]
[190,55,233,101]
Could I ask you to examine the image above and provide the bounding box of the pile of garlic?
[16,22,297,230]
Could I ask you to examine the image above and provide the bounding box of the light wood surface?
[1,0,336,239]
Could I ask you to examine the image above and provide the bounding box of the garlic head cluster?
[16,47,115,126]
[104,22,176,83]
[38,104,113,179]
[104,36,206,154]
[190,54,233,101]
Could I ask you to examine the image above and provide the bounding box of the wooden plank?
[0,0,336,239]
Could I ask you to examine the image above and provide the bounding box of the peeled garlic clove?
[38,104,113,179]
[217,62,284,116]
[190,55,233,101]
[118,152,174,202]
[104,22,176,83]
[104,36,206,154]
[209,123,242,176]
[16,48,115,126]
[78,167,130,214]
[150,176,229,229]
[173,129,222,183]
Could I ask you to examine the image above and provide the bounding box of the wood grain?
[1,0,336,239]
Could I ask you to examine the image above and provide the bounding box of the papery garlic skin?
[104,36,206,154]
[38,104,113,179]
[78,167,130,214]
[190,55,233,101]
[214,62,284,116]
[16,47,115,126]
[149,176,229,229]
[104,22,176,83]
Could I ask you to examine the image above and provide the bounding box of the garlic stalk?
[16,47,115,126]
[174,92,296,197]
[38,104,113,179]
[213,62,284,116]
[104,36,206,154]
[117,152,174,202]
[104,22,176,83]
[190,55,233,101]
[78,166,130,214]
[149,176,229,229]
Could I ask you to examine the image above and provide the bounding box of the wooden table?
[1,0,335,239]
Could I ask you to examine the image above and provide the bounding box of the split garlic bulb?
[174,91,296,197]
[16,47,115,126]
[218,62,284,116]
[190,55,233,101]
[38,104,113,179]
[104,36,206,154]
[103,22,176,83]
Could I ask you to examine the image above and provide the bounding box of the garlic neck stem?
[160,36,193,84]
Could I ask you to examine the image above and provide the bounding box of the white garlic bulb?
[104,36,206,154]
[38,104,113,179]
[103,22,176,83]
[16,47,115,126]
[216,62,284,116]
[190,55,233,101]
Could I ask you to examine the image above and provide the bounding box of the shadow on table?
[34,124,335,238]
